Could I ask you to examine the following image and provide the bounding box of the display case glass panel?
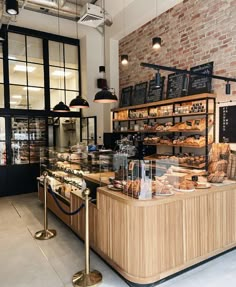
[11,117,47,164]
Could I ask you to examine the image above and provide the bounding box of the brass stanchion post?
[72,188,102,287]
[35,171,57,240]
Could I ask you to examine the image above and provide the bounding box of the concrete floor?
[0,193,235,287]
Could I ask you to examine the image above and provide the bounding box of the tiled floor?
[0,193,236,287]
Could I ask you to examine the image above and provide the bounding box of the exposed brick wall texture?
[119,0,236,101]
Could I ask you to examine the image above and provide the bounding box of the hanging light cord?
[57,2,63,101]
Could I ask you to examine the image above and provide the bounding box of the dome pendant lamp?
[93,0,118,104]
[53,3,70,112]
[70,95,89,108]
[69,0,89,109]
[94,88,118,103]
[53,101,70,112]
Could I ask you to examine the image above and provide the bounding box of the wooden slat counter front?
[71,182,236,285]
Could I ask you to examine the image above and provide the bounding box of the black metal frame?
[0,24,82,195]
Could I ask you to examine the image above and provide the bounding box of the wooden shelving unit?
[111,93,216,170]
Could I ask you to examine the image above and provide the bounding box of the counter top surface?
[83,172,114,185]
[97,180,236,206]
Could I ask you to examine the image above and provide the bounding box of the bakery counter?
[86,183,236,285]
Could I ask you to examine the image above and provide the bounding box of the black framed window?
[49,41,79,109]
[0,44,3,108]
[8,33,44,110]
[0,117,6,165]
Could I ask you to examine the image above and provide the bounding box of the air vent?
[78,3,104,28]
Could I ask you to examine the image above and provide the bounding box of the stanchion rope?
[48,186,85,216]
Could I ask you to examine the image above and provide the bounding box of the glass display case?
[11,116,47,164]
[39,147,115,202]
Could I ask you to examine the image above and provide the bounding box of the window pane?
[0,84,4,108]
[50,89,67,109]
[27,36,43,64]
[12,117,28,140]
[65,44,78,69]
[0,117,5,141]
[66,91,78,107]
[0,59,3,83]
[8,33,26,61]
[0,142,6,165]
[65,69,79,90]
[10,85,27,109]
[49,41,64,67]
[28,63,44,86]
[9,60,27,85]
[29,90,44,110]
[50,67,65,89]
[12,141,29,164]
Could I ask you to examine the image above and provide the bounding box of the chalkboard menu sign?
[219,105,236,143]
[188,62,214,95]
[120,86,133,107]
[146,77,165,103]
[167,73,187,99]
[131,82,148,106]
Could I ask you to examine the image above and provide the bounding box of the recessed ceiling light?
[23,87,41,91]
[14,65,36,72]
[10,101,17,105]
[52,70,71,77]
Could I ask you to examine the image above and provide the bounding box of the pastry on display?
[207,171,225,183]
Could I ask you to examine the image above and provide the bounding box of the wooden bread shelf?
[111,93,216,112]
[113,112,214,122]
[144,142,213,148]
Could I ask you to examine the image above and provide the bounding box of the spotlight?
[121,55,128,65]
[6,0,19,15]
[182,75,189,92]
[152,37,161,49]
[226,81,231,95]
[155,70,161,88]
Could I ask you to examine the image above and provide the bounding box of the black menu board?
[219,105,236,143]
[120,86,133,107]
[188,62,213,95]
[146,77,165,103]
[167,73,187,99]
[131,82,148,106]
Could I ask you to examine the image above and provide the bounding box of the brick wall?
[119,0,236,101]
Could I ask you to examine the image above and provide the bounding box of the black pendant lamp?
[69,95,89,108]
[152,37,161,49]
[6,0,19,15]
[53,101,70,112]
[94,88,118,103]
[53,3,70,112]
